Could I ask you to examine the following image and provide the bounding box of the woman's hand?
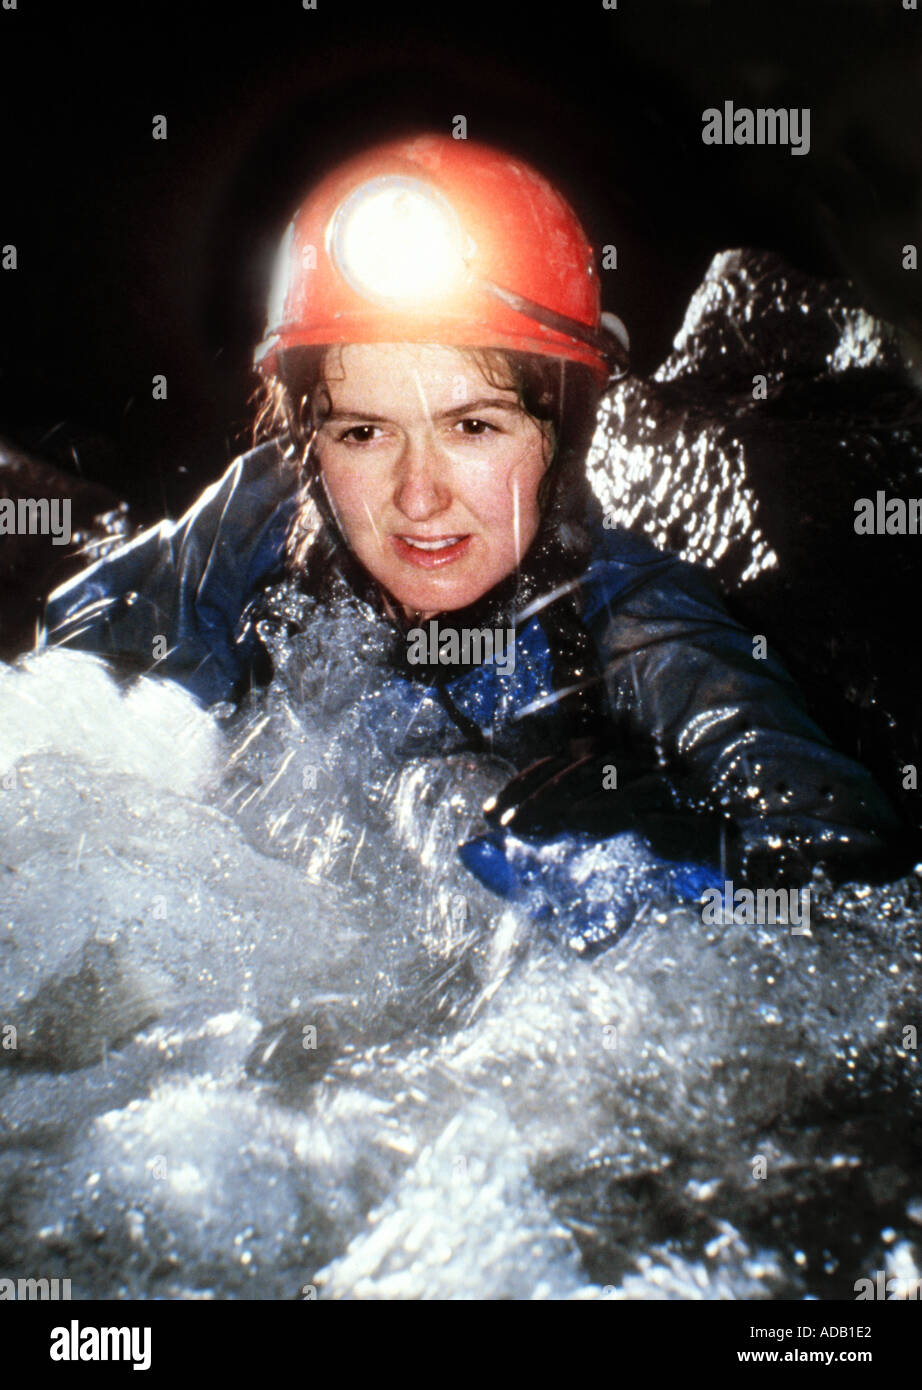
[457,752,726,957]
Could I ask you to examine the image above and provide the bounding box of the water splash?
[1,642,920,1300]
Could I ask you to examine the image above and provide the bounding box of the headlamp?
[326,174,629,379]
[328,175,472,306]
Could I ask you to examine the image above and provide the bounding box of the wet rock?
[588,248,922,840]
[1,936,165,1073]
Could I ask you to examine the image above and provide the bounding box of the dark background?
[1,0,920,519]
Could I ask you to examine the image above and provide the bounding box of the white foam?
[1,638,920,1300]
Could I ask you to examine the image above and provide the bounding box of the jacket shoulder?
[42,435,300,704]
[579,521,715,624]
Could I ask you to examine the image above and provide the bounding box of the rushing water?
[0,625,920,1301]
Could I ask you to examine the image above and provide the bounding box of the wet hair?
[252,342,604,576]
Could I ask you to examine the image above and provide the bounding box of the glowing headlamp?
[329,176,472,306]
[253,168,631,383]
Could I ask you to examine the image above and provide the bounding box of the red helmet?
[254,133,628,388]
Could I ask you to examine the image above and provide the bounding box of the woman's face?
[312,343,552,619]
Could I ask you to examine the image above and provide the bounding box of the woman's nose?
[392,434,453,520]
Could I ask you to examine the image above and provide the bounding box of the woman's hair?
[252,343,603,575]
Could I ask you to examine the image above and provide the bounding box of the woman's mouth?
[392,534,473,568]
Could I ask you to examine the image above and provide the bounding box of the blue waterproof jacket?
[41,438,901,953]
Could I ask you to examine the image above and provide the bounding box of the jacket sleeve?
[40,440,300,706]
[581,536,903,885]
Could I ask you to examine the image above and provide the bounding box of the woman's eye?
[338,425,381,444]
[455,418,496,436]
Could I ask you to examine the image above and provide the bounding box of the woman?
[42,134,902,954]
